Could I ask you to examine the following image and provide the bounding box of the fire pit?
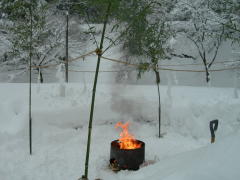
[109,122,145,171]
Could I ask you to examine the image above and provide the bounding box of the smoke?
[110,84,154,124]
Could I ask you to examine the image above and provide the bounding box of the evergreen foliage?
[134,10,173,138]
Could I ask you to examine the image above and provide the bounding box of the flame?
[115,122,141,150]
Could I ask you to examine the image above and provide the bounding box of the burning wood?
[115,122,142,150]
[110,122,145,171]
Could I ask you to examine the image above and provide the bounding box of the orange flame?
[115,122,141,150]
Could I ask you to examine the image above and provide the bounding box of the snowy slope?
[0,83,240,179]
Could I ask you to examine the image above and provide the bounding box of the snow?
[0,83,240,180]
[127,131,240,180]
[1,1,239,178]
[1,21,238,88]
[1,24,239,179]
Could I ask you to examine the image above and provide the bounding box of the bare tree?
[179,0,225,82]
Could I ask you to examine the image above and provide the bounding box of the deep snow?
[0,83,240,180]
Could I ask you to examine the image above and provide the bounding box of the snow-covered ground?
[1,3,240,179]
[1,19,240,180]
[0,83,240,180]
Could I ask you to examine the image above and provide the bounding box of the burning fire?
[115,122,141,150]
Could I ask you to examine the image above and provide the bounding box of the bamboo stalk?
[65,11,69,83]
[29,0,33,155]
[154,70,161,138]
[82,2,112,179]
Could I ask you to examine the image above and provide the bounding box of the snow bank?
[1,83,239,138]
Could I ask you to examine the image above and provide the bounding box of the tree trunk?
[204,65,210,83]
[37,68,44,83]
[154,70,161,138]
[82,2,112,179]
[203,58,210,82]
[40,71,43,83]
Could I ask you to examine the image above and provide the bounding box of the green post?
[29,0,33,155]
[154,69,161,138]
[82,2,112,179]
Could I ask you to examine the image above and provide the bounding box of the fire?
[115,122,141,150]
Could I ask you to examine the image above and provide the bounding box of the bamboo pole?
[65,10,69,83]
[29,0,33,155]
[82,2,112,179]
[154,70,161,138]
